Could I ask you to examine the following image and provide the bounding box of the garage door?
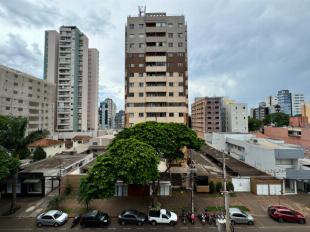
[232,177,251,192]
[257,184,269,195]
[269,184,281,195]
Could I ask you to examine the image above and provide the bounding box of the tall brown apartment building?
[191,97,222,138]
[125,12,188,127]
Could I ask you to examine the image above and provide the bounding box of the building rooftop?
[246,138,302,150]
[72,135,92,142]
[27,138,64,148]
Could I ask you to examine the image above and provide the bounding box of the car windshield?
[166,210,171,218]
[53,211,62,219]
[241,211,248,216]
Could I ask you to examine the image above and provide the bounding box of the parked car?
[268,205,306,224]
[36,210,68,227]
[148,209,178,226]
[118,209,147,225]
[80,210,110,228]
[229,208,254,225]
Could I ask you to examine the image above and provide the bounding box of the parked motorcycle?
[181,210,187,225]
[71,214,81,229]
[186,212,195,225]
[198,212,206,225]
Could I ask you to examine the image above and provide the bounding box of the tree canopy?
[80,138,159,200]
[33,147,47,161]
[263,112,289,127]
[0,147,20,183]
[248,117,263,131]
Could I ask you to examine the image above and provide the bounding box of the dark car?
[80,210,110,228]
[268,205,306,224]
[118,209,147,225]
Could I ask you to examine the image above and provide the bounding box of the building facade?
[302,102,310,124]
[191,97,222,138]
[277,90,292,116]
[99,98,116,129]
[223,102,248,133]
[125,12,188,127]
[0,65,56,134]
[115,110,125,129]
[87,48,99,131]
[44,26,99,132]
[291,93,304,116]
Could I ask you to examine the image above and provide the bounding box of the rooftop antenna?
[138,6,146,16]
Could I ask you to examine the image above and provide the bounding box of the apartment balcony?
[146,66,167,72]
[146,56,167,62]
[145,96,168,102]
[145,27,166,33]
[145,76,167,82]
[145,37,167,43]
[145,86,167,92]
[146,46,167,52]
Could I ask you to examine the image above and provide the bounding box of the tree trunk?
[10,172,17,212]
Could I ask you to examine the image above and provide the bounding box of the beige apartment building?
[44,26,99,132]
[125,12,189,127]
[302,102,310,124]
[0,65,56,134]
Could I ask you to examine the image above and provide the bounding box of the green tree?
[248,117,263,132]
[226,181,234,192]
[263,112,289,127]
[215,182,223,193]
[33,147,46,161]
[0,147,20,183]
[209,181,215,194]
[80,138,159,206]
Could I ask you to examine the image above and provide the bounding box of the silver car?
[36,210,68,227]
[229,208,254,225]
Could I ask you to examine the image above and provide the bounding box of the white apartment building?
[125,12,189,127]
[291,93,304,116]
[0,65,56,134]
[223,101,248,133]
[44,26,99,132]
[88,48,99,131]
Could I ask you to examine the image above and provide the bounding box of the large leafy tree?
[79,138,159,206]
[248,117,263,131]
[0,148,20,183]
[263,112,289,127]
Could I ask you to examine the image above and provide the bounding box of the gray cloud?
[0,33,43,77]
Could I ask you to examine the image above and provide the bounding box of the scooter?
[198,212,206,225]
[71,214,81,229]
[181,210,187,225]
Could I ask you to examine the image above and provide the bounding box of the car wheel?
[37,222,42,227]
[54,223,59,227]
[248,221,254,225]
[169,221,176,226]
[151,220,157,226]
[299,219,305,224]
[138,221,143,226]
[231,220,235,225]
[278,218,284,223]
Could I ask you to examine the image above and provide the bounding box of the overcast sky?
[0,0,309,111]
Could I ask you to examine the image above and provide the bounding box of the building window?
[129,34,135,38]
[139,92,144,97]
[177,63,183,67]
[28,93,32,97]
[167,53,173,57]
[138,33,144,38]
[138,64,144,67]
[139,82,144,87]
[6,98,10,101]
[5,106,10,110]
[169,72,173,77]
[169,113,174,117]
[179,113,184,117]
[18,100,23,103]
[168,33,173,38]
[178,53,184,57]
[139,113,144,117]
[128,93,134,97]
[178,72,184,77]
[139,73,143,77]
[129,24,134,29]
[179,92,184,96]
[129,82,134,87]
[178,33,183,38]
[129,64,135,67]
[129,73,134,77]
[169,82,173,87]
[129,113,134,118]
[129,43,134,48]
[18,108,23,112]
[168,23,173,27]
[169,92,174,97]
[138,54,144,57]
[168,42,173,47]
[139,43,144,48]
[178,42,183,47]
[139,24,144,29]
[178,23,183,28]
[178,82,183,86]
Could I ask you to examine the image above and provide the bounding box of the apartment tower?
[99,98,116,129]
[125,12,188,127]
[44,26,99,132]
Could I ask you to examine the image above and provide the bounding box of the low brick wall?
[60,175,84,194]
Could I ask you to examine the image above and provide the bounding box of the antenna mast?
[138,6,146,16]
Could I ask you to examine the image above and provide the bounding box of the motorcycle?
[71,214,81,229]
[198,212,206,225]
[186,212,195,225]
[181,210,187,225]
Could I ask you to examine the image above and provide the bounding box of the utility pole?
[223,151,231,232]
[191,164,194,213]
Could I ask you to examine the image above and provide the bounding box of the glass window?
[178,42,183,47]
[139,24,144,29]
[129,43,134,48]
[168,33,173,38]
[168,42,173,47]
[139,113,144,117]
[129,24,134,29]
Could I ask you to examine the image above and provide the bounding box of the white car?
[36,210,68,227]
[148,209,178,226]
[229,208,254,225]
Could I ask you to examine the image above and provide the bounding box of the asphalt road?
[0,217,309,232]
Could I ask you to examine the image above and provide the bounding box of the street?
[0,217,309,232]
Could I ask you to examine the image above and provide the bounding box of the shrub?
[215,182,223,193]
[64,184,72,196]
[226,181,234,192]
[48,196,62,209]
[209,181,215,193]
[33,147,46,161]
